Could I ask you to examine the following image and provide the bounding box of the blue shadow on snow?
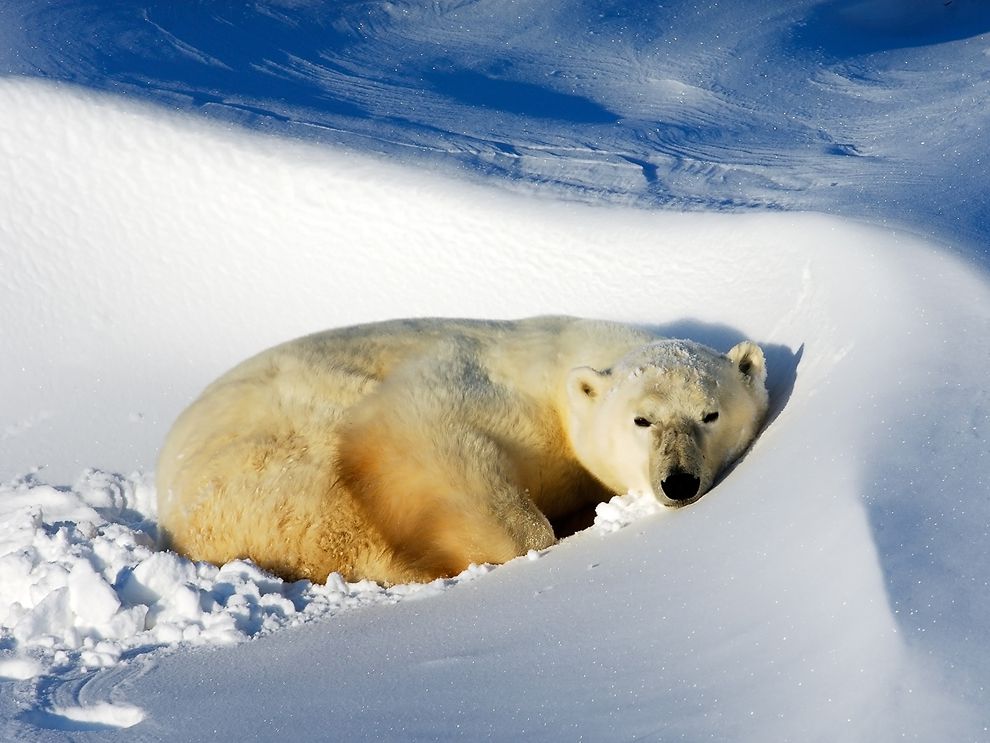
[424,68,618,124]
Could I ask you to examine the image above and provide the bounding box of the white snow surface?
[2,3,990,740]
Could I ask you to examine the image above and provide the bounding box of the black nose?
[660,471,701,501]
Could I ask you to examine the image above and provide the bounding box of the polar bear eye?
[634,417,652,428]
[702,411,720,424]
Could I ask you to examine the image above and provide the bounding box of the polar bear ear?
[727,341,767,385]
[568,366,608,406]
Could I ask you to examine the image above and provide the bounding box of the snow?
[2,1,990,741]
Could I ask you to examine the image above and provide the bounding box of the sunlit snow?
[1,1,989,741]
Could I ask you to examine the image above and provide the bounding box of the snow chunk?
[0,655,44,680]
[51,702,145,729]
[592,490,664,533]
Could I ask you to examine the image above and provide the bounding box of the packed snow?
[2,1,989,741]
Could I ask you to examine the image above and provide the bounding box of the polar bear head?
[566,339,768,506]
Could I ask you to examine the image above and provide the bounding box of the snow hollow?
[2,2,990,741]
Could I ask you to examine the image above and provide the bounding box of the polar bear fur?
[157,317,768,585]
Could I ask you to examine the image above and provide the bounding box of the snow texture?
[1,1,989,741]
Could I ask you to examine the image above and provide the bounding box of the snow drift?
[4,0,989,245]
[2,76,990,741]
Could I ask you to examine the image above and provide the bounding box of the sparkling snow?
[2,1,989,740]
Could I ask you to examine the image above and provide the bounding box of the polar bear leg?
[338,416,555,580]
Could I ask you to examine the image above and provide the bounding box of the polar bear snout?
[649,424,705,506]
[659,469,701,503]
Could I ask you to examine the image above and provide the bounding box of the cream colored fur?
[157,317,768,585]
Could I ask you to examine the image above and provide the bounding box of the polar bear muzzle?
[660,469,702,503]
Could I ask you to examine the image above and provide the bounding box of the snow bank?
[4,0,988,244]
[2,77,990,741]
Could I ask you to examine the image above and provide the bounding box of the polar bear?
[157,317,768,585]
